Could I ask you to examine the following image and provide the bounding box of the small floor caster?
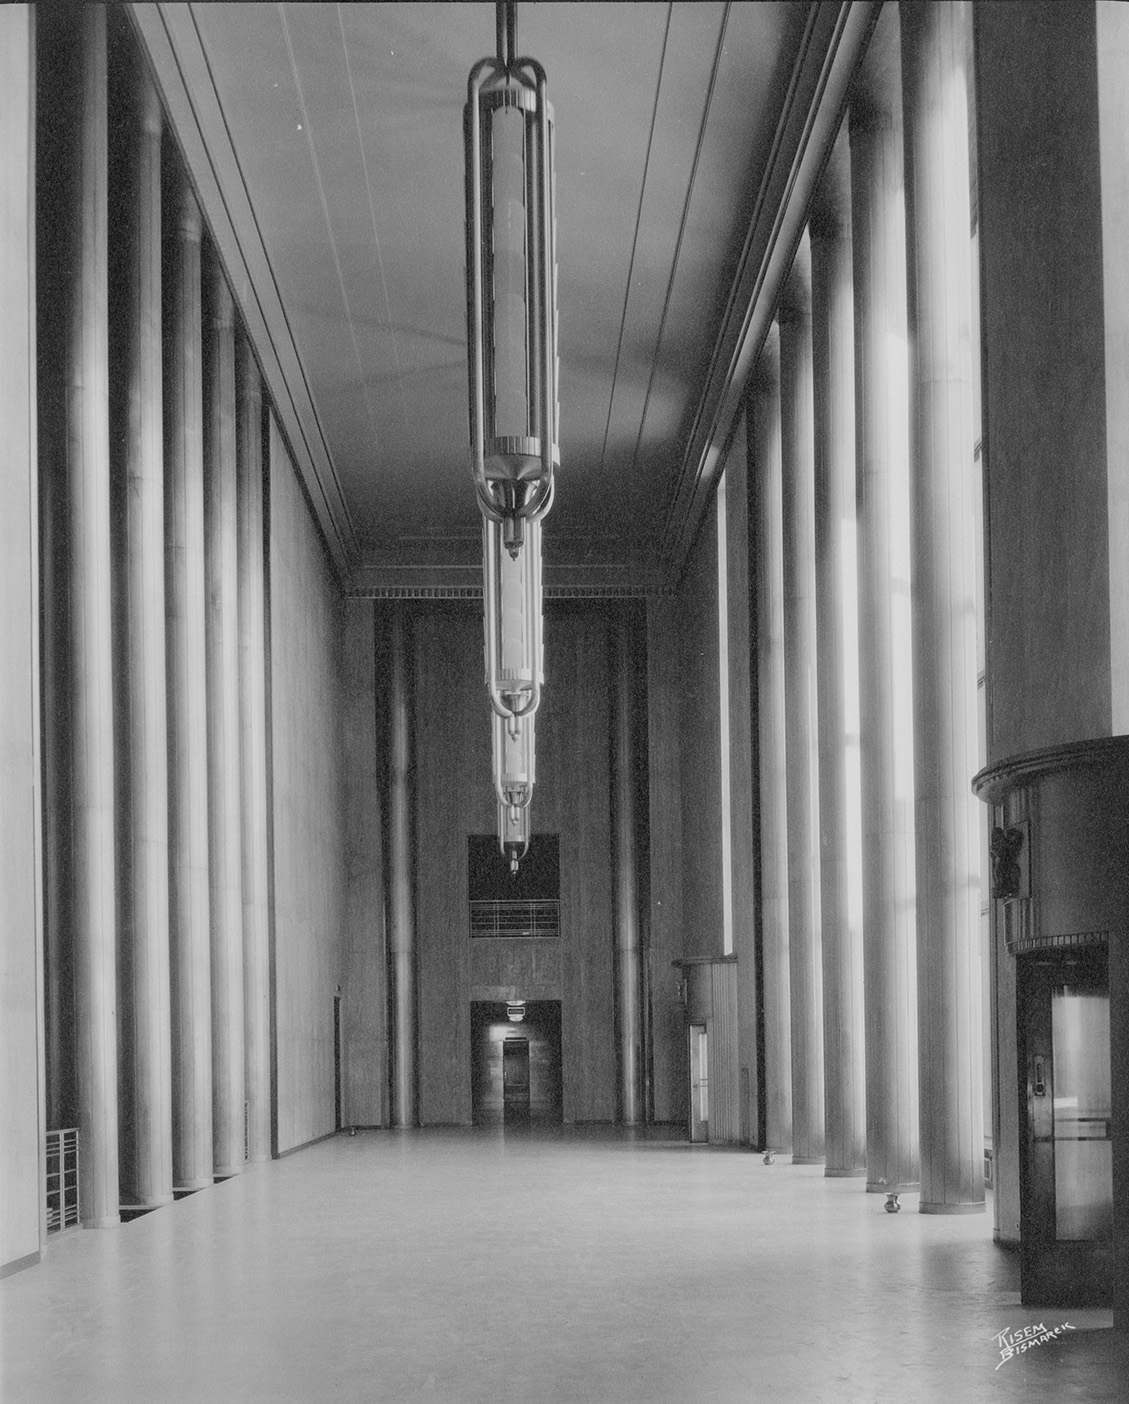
[348,1126,357,1137]
[763,1152,776,1165]
[884,1192,900,1213]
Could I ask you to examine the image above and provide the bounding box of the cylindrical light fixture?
[483,515,543,718]
[494,709,534,872]
[465,2,558,550]
[498,802,531,873]
[466,2,557,869]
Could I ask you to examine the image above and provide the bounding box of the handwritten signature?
[992,1321,1075,1368]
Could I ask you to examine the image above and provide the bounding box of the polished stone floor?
[2,1127,1126,1403]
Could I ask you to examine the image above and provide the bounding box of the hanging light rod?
[465,0,559,872]
[496,0,517,71]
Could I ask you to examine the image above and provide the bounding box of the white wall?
[1,6,45,1273]
[268,416,347,1153]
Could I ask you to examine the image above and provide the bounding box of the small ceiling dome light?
[506,1000,527,1022]
[465,0,558,872]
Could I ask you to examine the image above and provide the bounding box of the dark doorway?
[470,1001,563,1127]
[689,1023,709,1143]
[1018,945,1112,1306]
[502,1038,531,1125]
[333,994,343,1133]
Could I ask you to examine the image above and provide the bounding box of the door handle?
[1033,1056,1046,1097]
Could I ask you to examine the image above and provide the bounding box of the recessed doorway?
[1018,944,1112,1306]
[470,1001,563,1128]
[689,1023,709,1142]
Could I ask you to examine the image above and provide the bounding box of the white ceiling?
[135,2,874,591]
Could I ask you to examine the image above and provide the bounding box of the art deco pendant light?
[465,1,558,871]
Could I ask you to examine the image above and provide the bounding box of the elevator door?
[502,1037,531,1126]
[1020,948,1112,1306]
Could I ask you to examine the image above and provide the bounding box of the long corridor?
[2,1128,1124,1404]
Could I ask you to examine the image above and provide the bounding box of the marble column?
[204,256,246,1177]
[117,64,174,1206]
[388,609,418,1128]
[57,6,121,1229]
[165,171,213,1190]
[849,4,920,1196]
[901,0,983,1214]
[779,237,825,1166]
[751,329,793,1155]
[38,8,80,1142]
[810,133,867,1177]
[237,336,272,1163]
[612,614,643,1125]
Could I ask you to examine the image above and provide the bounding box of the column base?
[824,1166,867,1178]
[867,1181,919,1194]
[174,1176,214,1192]
[919,1199,986,1215]
[791,1155,826,1166]
[82,1213,121,1229]
[213,1163,245,1178]
[135,1193,175,1207]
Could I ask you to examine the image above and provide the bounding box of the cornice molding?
[127,2,357,585]
[659,0,880,588]
[972,734,1129,806]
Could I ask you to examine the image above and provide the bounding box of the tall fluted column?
[165,173,213,1190]
[901,0,983,1214]
[117,65,173,1207]
[204,257,246,1177]
[237,336,271,1163]
[850,6,920,1196]
[613,614,643,1125]
[751,329,792,1155]
[779,236,825,1166]
[388,609,418,1128]
[63,7,120,1227]
[811,133,866,1177]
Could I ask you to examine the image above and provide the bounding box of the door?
[1019,946,1112,1306]
[689,1024,708,1142]
[502,1037,531,1126]
[333,994,343,1133]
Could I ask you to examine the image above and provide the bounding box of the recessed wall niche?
[468,833,560,938]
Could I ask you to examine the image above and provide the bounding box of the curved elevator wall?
[975,739,1129,1308]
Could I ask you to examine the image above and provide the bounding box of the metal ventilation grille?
[470,898,560,938]
[46,1128,79,1232]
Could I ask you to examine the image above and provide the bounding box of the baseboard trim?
[274,1128,339,1159]
[1,1249,41,1279]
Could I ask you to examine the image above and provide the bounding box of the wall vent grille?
[470,899,560,939]
[45,1128,79,1232]
[352,583,673,600]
